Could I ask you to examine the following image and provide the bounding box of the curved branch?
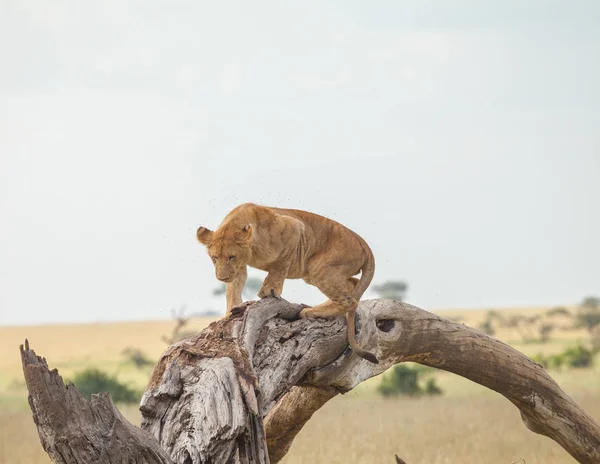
[20,297,600,464]
[309,299,600,463]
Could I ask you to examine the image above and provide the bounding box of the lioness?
[196,203,378,363]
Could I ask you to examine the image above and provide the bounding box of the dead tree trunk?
[20,339,173,464]
[21,298,600,464]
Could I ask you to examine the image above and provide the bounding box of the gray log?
[21,298,600,464]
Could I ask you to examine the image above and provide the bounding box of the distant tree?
[581,296,600,311]
[371,280,408,301]
[503,314,525,329]
[121,347,154,370]
[478,318,495,336]
[487,310,505,323]
[575,295,600,333]
[478,310,507,336]
[508,314,540,343]
[499,312,559,344]
[161,305,197,345]
[546,306,571,318]
[538,323,555,343]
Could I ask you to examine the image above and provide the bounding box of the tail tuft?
[358,351,379,364]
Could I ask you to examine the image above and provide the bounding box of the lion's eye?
[228,255,236,261]
[212,256,218,262]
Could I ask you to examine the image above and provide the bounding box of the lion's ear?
[196,226,214,245]
[240,224,252,241]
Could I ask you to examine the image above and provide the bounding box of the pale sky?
[1,1,599,325]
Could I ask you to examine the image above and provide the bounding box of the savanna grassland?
[1,306,598,464]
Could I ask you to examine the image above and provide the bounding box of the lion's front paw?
[258,285,282,299]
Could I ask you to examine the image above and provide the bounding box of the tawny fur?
[196,203,378,363]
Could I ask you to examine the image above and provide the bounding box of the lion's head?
[196,224,252,282]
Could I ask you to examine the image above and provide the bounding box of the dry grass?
[0,305,598,463]
[1,410,51,464]
[0,317,217,400]
[3,394,597,463]
[280,393,600,464]
[0,405,141,464]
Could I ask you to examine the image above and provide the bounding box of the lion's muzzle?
[216,272,235,283]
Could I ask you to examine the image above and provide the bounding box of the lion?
[196,203,378,364]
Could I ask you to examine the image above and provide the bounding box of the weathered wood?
[139,298,348,463]
[308,299,600,464]
[21,297,600,464]
[20,339,173,464]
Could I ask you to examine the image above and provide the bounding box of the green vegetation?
[534,343,597,370]
[70,368,141,404]
[378,364,442,397]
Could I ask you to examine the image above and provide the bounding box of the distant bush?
[562,344,595,368]
[424,378,443,396]
[70,368,140,404]
[533,343,596,370]
[533,352,566,370]
[378,364,442,397]
[548,354,565,369]
[478,318,495,336]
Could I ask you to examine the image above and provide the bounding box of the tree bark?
[21,298,600,464]
[20,339,173,464]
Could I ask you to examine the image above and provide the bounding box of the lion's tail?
[352,242,375,301]
[346,242,378,364]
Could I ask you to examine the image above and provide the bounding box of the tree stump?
[21,298,600,464]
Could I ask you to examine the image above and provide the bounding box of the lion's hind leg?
[299,276,358,319]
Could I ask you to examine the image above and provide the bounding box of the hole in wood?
[376,318,395,332]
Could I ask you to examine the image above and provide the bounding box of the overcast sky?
[1,1,599,325]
